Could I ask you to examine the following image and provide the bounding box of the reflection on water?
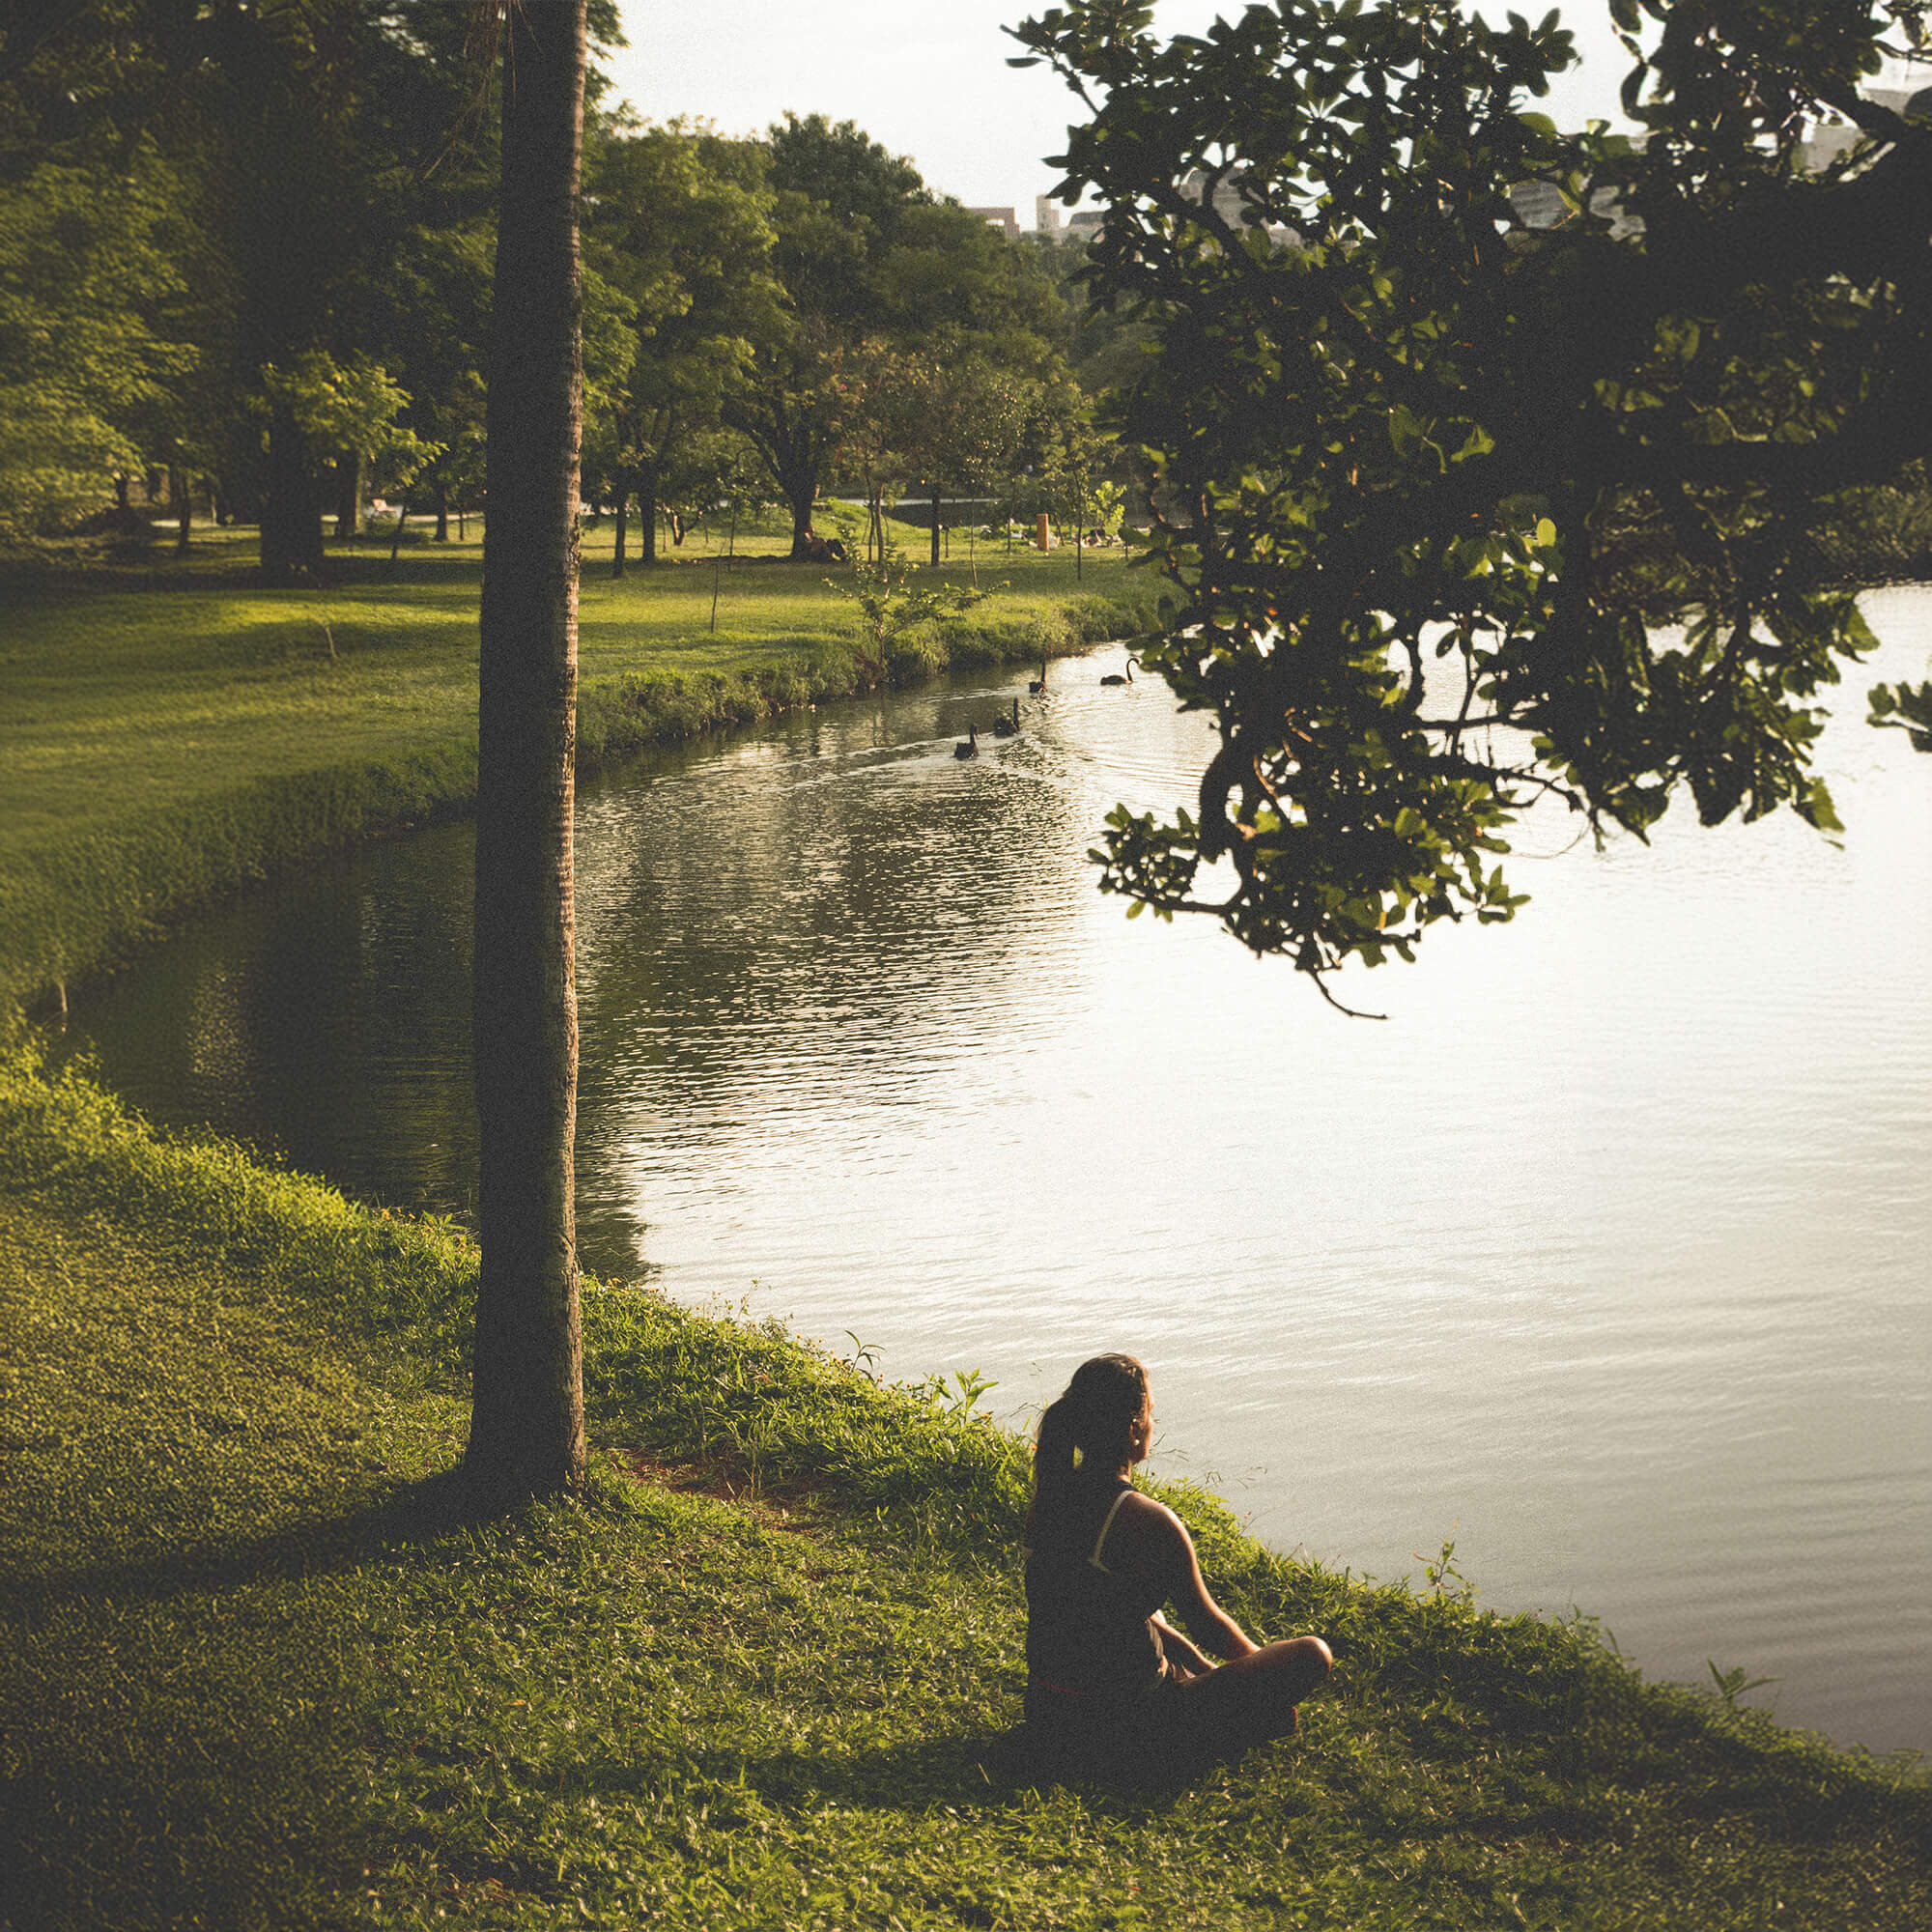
[64,589,1932,1757]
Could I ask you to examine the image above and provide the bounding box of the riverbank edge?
[5,1034,1930,1928]
[0,581,1157,1013]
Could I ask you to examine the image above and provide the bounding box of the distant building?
[1033,195,1107,243]
[1800,82,1932,170]
[967,206,1020,241]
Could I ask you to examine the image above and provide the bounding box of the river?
[62,587,1932,1758]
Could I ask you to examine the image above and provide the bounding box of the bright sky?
[604,1,1635,219]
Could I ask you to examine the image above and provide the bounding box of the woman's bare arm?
[1125,1496,1259,1661]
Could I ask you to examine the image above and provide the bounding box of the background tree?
[726,113,1070,559]
[364,221,493,543]
[725,113,908,556]
[586,120,780,573]
[1012,0,1932,1006]
[867,199,1065,563]
[256,350,440,538]
[466,0,590,1503]
[0,160,193,542]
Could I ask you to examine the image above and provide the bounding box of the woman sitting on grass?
[1023,1353,1331,1766]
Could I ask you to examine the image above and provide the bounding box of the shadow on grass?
[2,1463,497,1617]
[0,1469,498,1932]
[589,1721,1285,1822]
[0,542,492,600]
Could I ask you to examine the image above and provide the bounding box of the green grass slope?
[3,1040,1927,1931]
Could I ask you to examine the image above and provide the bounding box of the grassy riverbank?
[5,522,1928,1926]
[0,519,1156,1009]
[3,1038,1929,1931]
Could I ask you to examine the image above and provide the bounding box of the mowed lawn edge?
[0,525,1160,1009]
[2,1038,1930,1929]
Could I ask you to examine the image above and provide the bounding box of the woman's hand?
[1152,1612,1215,1678]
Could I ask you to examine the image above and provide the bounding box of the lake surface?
[64,590,1932,1758]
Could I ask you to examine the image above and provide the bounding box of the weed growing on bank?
[3,1036,1928,1929]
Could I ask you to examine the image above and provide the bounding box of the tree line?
[0,0,1125,582]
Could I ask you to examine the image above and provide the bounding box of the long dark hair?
[1029,1353,1149,1538]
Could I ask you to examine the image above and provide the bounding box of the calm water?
[65,591,1932,1757]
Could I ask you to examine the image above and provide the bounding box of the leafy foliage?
[258,350,440,499]
[1012,1,1931,1000]
[584,120,783,564]
[1870,675,1932,749]
[0,160,193,540]
[731,113,1074,557]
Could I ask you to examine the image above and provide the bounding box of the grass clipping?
[3,1036,1929,1930]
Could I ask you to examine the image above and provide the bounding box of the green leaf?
[1799,779,1844,834]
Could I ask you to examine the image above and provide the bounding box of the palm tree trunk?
[467,0,588,1505]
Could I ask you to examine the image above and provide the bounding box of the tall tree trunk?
[929,480,942,567]
[260,406,325,585]
[468,0,588,1504]
[785,472,816,557]
[611,480,628,578]
[638,454,660,565]
[434,473,450,542]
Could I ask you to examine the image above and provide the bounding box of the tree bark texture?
[638,454,659,564]
[785,473,816,556]
[260,407,325,584]
[467,0,588,1503]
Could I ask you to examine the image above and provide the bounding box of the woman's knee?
[1264,1634,1331,1693]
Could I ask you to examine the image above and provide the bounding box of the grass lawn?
[3,1042,1929,1930]
[0,518,1153,1005]
[0,517,1139,860]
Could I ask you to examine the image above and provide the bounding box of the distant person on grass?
[1023,1353,1331,1770]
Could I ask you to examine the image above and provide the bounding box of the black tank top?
[1024,1474,1165,1703]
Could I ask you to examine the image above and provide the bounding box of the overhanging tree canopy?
[1012,0,1931,1007]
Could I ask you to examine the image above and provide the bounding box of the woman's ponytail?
[1029,1394,1080,1537]
[1028,1353,1149,1540]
